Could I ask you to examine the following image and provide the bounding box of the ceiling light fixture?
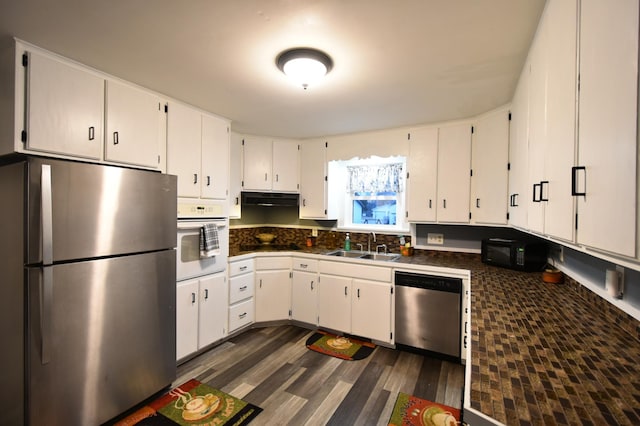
[276,48,333,90]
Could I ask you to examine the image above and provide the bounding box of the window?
[330,156,408,232]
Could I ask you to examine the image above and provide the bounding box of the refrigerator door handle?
[41,267,53,364]
[41,164,53,265]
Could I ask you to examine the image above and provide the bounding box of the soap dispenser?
[344,233,351,251]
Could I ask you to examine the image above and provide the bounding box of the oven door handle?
[177,222,227,230]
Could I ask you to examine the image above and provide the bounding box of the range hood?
[241,191,299,207]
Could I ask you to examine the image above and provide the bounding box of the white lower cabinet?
[291,258,319,325]
[228,258,255,333]
[176,272,227,361]
[318,260,393,344]
[255,256,292,323]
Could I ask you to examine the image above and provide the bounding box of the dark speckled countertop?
[230,240,640,426]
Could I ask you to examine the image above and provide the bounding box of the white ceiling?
[0,0,546,139]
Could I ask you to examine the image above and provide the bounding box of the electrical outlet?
[616,265,625,295]
[427,233,444,245]
[311,227,318,237]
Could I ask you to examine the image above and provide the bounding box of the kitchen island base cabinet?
[176,272,227,361]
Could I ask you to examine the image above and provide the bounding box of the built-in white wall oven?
[176,200,228,281]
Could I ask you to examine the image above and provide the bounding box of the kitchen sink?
[359,252,401,261]
[326,250,367,258]
[325,250,400,262]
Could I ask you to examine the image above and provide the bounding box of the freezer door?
[26,157,177,264]
[27,250,176,426]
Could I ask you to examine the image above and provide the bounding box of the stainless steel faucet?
[376,244,387,254]
[368,232,376,253]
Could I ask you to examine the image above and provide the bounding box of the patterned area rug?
[305,330,376,360]
[387,392,460,426]
[114,379,262,426]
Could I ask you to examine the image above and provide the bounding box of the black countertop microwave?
[481,238,548,271]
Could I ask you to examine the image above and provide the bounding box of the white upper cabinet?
[167,101,230,200]
[242,137,299,192]
[228,132,243,218]
[104,79,163,169]
[508,62,530,230]
[406,126,439,222]
[526,0,578,243]
[470,108,510,225]
[201,113,230,200]
[299,139,329,219]
[575,0,638,257]
[437,123,472,223]
[22,49,104,160]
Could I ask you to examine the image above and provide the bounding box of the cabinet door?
[291,270,318,325]
[25,51,103,159]
[229,132,243,218]
[406,127,438,222]
[272,139,299,192]
[508,62,530,230]
[242,136,272,191]
[471,110,509,225]
[576,0,638,257]
[176,279,199,360]
[437,123,471,223]
[201,114,229,199]
[351,279,392,343]
[255,270,291,322]
[198,273,227,349]
[318,275,351,333]
[167,102,202,198]
[299,140,327,219]
[104,80,162,169]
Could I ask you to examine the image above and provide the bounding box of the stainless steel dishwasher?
[394,271,462,360]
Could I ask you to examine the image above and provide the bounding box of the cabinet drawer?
[255,256,291,270]
[319,260,391,282]
[292,257,318,272]
[229,299,254,332]
[229,258,254,276]
[229,273,254,304]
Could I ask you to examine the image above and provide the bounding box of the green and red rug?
[114,379,262,426]
[305,330,376,360]
[388,392,460,426]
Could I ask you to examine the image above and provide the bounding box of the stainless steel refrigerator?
[0,156,177,426]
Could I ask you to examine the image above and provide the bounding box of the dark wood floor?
[175,325,464,425]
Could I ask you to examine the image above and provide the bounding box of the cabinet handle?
[239,312,247,319]
[204,289,209,300]
[510,193,519,207]
[465,321,468,333]
[239,266,247,271]
[193,174,198,184]
[264,173,268,181]
[540,181,549,202]
[344,286,348,296]
[572,166,586,196]
[206,176,211,186]
[235,197,239,205]
[239,286,247,291]
[311,281,314,290]
[532,183,541,202]
[464,335,467,348]
[275,174,279,182]
[191,292,196,304]
[443,199,447,209]
[428,199,432,209]
[302,198,306,207]
[260,279,262,288]
[113,131,119,145]
[299,263,308,269]
[88,126,95,141]
[476,198,480,208]
[357,288,360,298]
